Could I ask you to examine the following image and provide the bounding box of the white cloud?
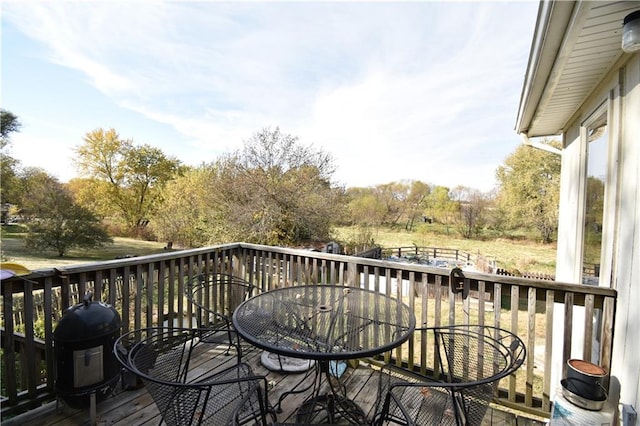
[2,1,538,191]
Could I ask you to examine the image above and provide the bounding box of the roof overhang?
[515,0,640,138]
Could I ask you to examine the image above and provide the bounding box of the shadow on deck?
[2,344,548,426]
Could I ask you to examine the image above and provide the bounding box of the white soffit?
[517,1,640,137]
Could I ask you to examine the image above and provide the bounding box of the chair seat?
[389,383,458,425]
[187,363,265,424]
[374,364,493,426]
[373,325,526,426]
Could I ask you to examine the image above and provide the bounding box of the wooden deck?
[2,343,548,426]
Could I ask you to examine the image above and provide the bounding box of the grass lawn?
[2,223,557,275]
[1,224,167,271]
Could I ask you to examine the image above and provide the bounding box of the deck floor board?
[3,343,546,425]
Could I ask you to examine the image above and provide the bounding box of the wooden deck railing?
[0,243,616,420]
[381,246,474,264]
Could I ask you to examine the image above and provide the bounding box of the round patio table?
[232,284,415,425]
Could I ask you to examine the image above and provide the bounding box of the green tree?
[211,127,343,245]
[345,187,387,226]
[404,180,431,231]
[373,182,408,227]
[66,177,107,215]
[1,109,22,208]
[74,128,182,234]
[484,189,508,235]
[1,109,21,149]
[450,186,488,239]
[0,154,20,205]
[495,140,561,243]
[20,168,112,256]
[151,165,219,247]
[425,185,457,233]
[346,180,431,231]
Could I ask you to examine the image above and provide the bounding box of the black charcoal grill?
[53,292,121,410]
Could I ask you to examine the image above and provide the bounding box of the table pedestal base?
[296,394,367,425]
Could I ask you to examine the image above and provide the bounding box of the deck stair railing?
[0,242,616,421]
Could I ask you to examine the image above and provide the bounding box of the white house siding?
[553,122,586,399]
[556,123,585,282]
[555,53,640,419]
[612,53,640,419]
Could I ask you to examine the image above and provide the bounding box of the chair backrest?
[433,325,526,387]
[115,327,268,426]
[186,273,255,325]
[374,326,524,426]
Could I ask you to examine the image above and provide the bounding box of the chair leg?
[452,391,466,426]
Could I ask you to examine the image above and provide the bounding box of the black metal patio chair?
[372,325,526,426]
[186,273,314,377]
[114,327,276,426]
[186,272,256,326]
[185,273,256,355]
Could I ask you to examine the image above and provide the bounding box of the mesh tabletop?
[232,285,415,361]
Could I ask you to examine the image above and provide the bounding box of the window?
[581,106,607,286]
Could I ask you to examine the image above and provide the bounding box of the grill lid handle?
[83,292,93,308]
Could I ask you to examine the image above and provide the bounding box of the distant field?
[333,224,557,274]
[1,224,557,275]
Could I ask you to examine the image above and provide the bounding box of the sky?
[1,1,539,192]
